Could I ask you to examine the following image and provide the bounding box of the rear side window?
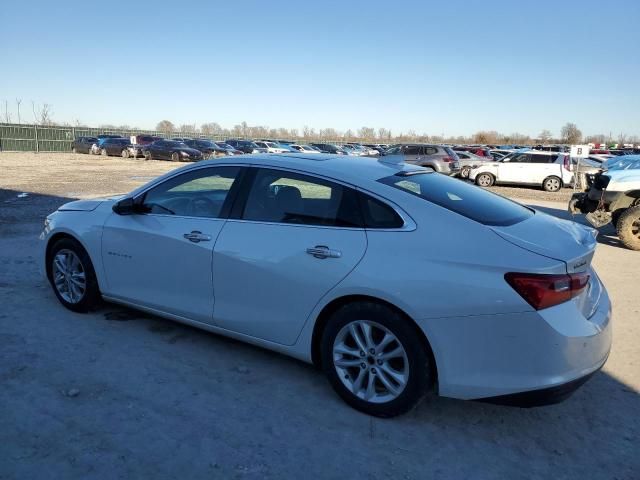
[358,194,404,228]
[531,154,552,163]
[241,169,362,227]
[424,147,438,155]
[378,172,533,226]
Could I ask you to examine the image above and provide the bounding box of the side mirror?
[112,197,139,215]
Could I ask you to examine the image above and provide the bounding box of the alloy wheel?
[52,249,86,304]
[545,177,560,192]
[332,320,409,403]
[477,174,492,187]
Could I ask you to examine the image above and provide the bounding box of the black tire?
[121,149,129,158]
[542,176,562,192]
[47,237,101,313]
[475,172,495,187]
[321,301,433,417]
[144,151,152,161]
[101,148,108,156]
[460,166,471,179]
[171,152,180,162]
[616,206,640,251]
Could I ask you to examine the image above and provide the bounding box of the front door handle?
[306,245,342,259]
[183,231,212,243]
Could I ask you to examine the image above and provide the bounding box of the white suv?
[469,150,573,192]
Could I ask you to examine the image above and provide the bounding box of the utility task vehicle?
[569,169,640,250]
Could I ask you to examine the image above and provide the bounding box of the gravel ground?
[0,152,638,479]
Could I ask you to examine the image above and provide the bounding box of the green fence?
[0,123,239,152]
[0,123,354,152]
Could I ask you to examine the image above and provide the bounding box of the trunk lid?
[491,210,600,318]
[491,210,597,273]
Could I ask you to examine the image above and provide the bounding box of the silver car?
[383,144,461,175]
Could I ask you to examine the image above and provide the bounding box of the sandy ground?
[0,152,638,479]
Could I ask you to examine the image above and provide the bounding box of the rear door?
[528,153,559,184]
[211,167,367,345]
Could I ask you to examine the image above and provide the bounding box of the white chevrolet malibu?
[41,153,611,417]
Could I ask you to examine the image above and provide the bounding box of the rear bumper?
[416,276,612,402]
[477,362,602,407]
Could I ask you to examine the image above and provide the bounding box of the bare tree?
[357,126,375,140]
[156,120,175,133]
[618,133,627,147]
[560,123,582,144]
[473,130,499,144]
[179,123,197,134]
[15,98,22,124]
[39,104,53,125]
[201,122,223,136]
[539,129,552,144]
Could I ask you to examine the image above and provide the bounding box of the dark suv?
[72,136,98,154]
[383,144,461,175]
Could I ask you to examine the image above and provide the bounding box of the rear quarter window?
[378,172,533,226]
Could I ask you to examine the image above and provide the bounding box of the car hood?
[58,195,124,212]
[490,210,598,274]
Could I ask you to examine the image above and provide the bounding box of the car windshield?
[165,141,187,147]
[379,172,534,226]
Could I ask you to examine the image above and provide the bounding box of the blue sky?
[1,0,639,137]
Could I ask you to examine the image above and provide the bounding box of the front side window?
[241,169,362,227]
[379,172,533,226]
[142,167,241,218]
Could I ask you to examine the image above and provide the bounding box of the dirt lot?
[0,152,638,479]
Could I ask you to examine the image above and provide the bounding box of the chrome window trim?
[129,162,416,231]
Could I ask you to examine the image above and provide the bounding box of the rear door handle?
[306,245,342,259]
[183,231,212,243]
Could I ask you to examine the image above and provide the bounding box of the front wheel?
[72,147,77,154]
[48,238,101,312]
[616,206,640,251]
[171,152,180,162]
[543,176,562,192]
[121,149,129,158]
[321,302,433,417]
[460,166,471,179]
[144,151,152,161]
[475,172,495,187]
[101,148,108,156]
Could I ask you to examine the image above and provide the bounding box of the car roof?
[188,153,424,184]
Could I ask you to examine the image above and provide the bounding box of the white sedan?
[41,153,611,417]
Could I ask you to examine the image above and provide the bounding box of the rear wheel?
[460,166,471,179]
[171,152,180,162]
[321,302,433,417]
[72,147,77,154]
[543,176,562,192]
[616,206,640,251]
[475,172,495,187]
[47,238,101,312]
[144,151,152,161]
[101,148,108,156]
[121,148,129,158]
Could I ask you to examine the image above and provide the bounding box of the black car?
[224,139,263,154]
[99,138,133,157]
[143,140,203,162]
[184,139,229,158]
[310,143,346,154]
[72,136,98,154]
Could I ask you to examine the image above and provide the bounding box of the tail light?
[505,272,590,310]
[563,155,571,171]
[441,156,454,162]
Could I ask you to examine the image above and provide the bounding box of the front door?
[101,165,243,322]
[212,168,367,345]
[497,153,530,183]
